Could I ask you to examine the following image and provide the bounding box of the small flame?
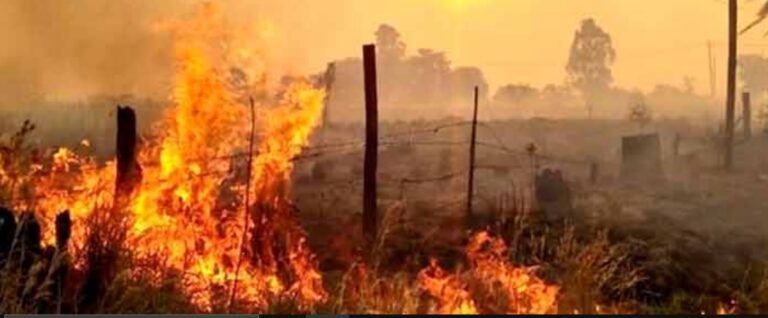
[418,231,559,315]
[418,258,479,314]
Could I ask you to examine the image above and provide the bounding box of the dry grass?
[1,120,767,314]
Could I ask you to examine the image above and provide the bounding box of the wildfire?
[7,2,327,312]
[418,231,560,315]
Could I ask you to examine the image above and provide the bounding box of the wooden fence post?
[115,106,140,204]
[466,86,479,220]
[362,44,378,245]
[743,91,752,140]
[589,161,599,184]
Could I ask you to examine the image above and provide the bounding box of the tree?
[493,84,539,106]
[450,67,488,109]
[406,48,451,107]
[566,18,616,99]
[375,24,406,64]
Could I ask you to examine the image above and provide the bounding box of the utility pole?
[466,86,479,220]
[724,0,738,170]
[362,44,379,245]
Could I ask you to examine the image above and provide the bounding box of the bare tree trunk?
[724,0,738,170]
[466,86,479,220]
[362,44,378,245]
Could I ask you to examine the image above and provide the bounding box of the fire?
[418,231,559,315]
[6,2,327,312]
[464,231,559,314]
[418,258,479,314]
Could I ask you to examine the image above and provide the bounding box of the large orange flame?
[11,2,327,312]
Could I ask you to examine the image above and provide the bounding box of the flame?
[464,231,559,314]
[8,2,327,312]
[418,231,559,315]
[417,258,479,314]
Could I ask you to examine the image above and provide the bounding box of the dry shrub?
[76,205,128,313]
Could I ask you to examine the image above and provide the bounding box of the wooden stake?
[589,161,599,184]
[466,86,479,219]
[743,91,752,140]
[724,0,737,170]
[115,106,140,203]
[362,44,379,244]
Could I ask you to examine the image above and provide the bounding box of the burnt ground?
[291,118,768,312]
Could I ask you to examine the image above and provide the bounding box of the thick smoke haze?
[0,0,185,106]
[2,0,768,111]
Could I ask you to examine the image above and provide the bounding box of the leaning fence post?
[362,44,379,245]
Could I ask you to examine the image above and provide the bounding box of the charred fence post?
[743,91,752,140]
[466,86,479,221]
[115,106,141,204]
[362,44,379,245]
[78,106,139,313]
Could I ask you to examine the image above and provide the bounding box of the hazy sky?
[2,0,768,102]
[242,0,768,97]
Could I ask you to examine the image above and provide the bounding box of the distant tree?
[326,24,489,121]
[406,48,451,106]
[493,84,539,106]
[566,18,616,100]
[376,24,406,64]
[450,67,488,107]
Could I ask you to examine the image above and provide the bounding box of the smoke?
[0,0,202,107]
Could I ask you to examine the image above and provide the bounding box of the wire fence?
[18,119,601,195]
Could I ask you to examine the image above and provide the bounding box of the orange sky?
[233,0,768,97]
[3,0,768,101]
